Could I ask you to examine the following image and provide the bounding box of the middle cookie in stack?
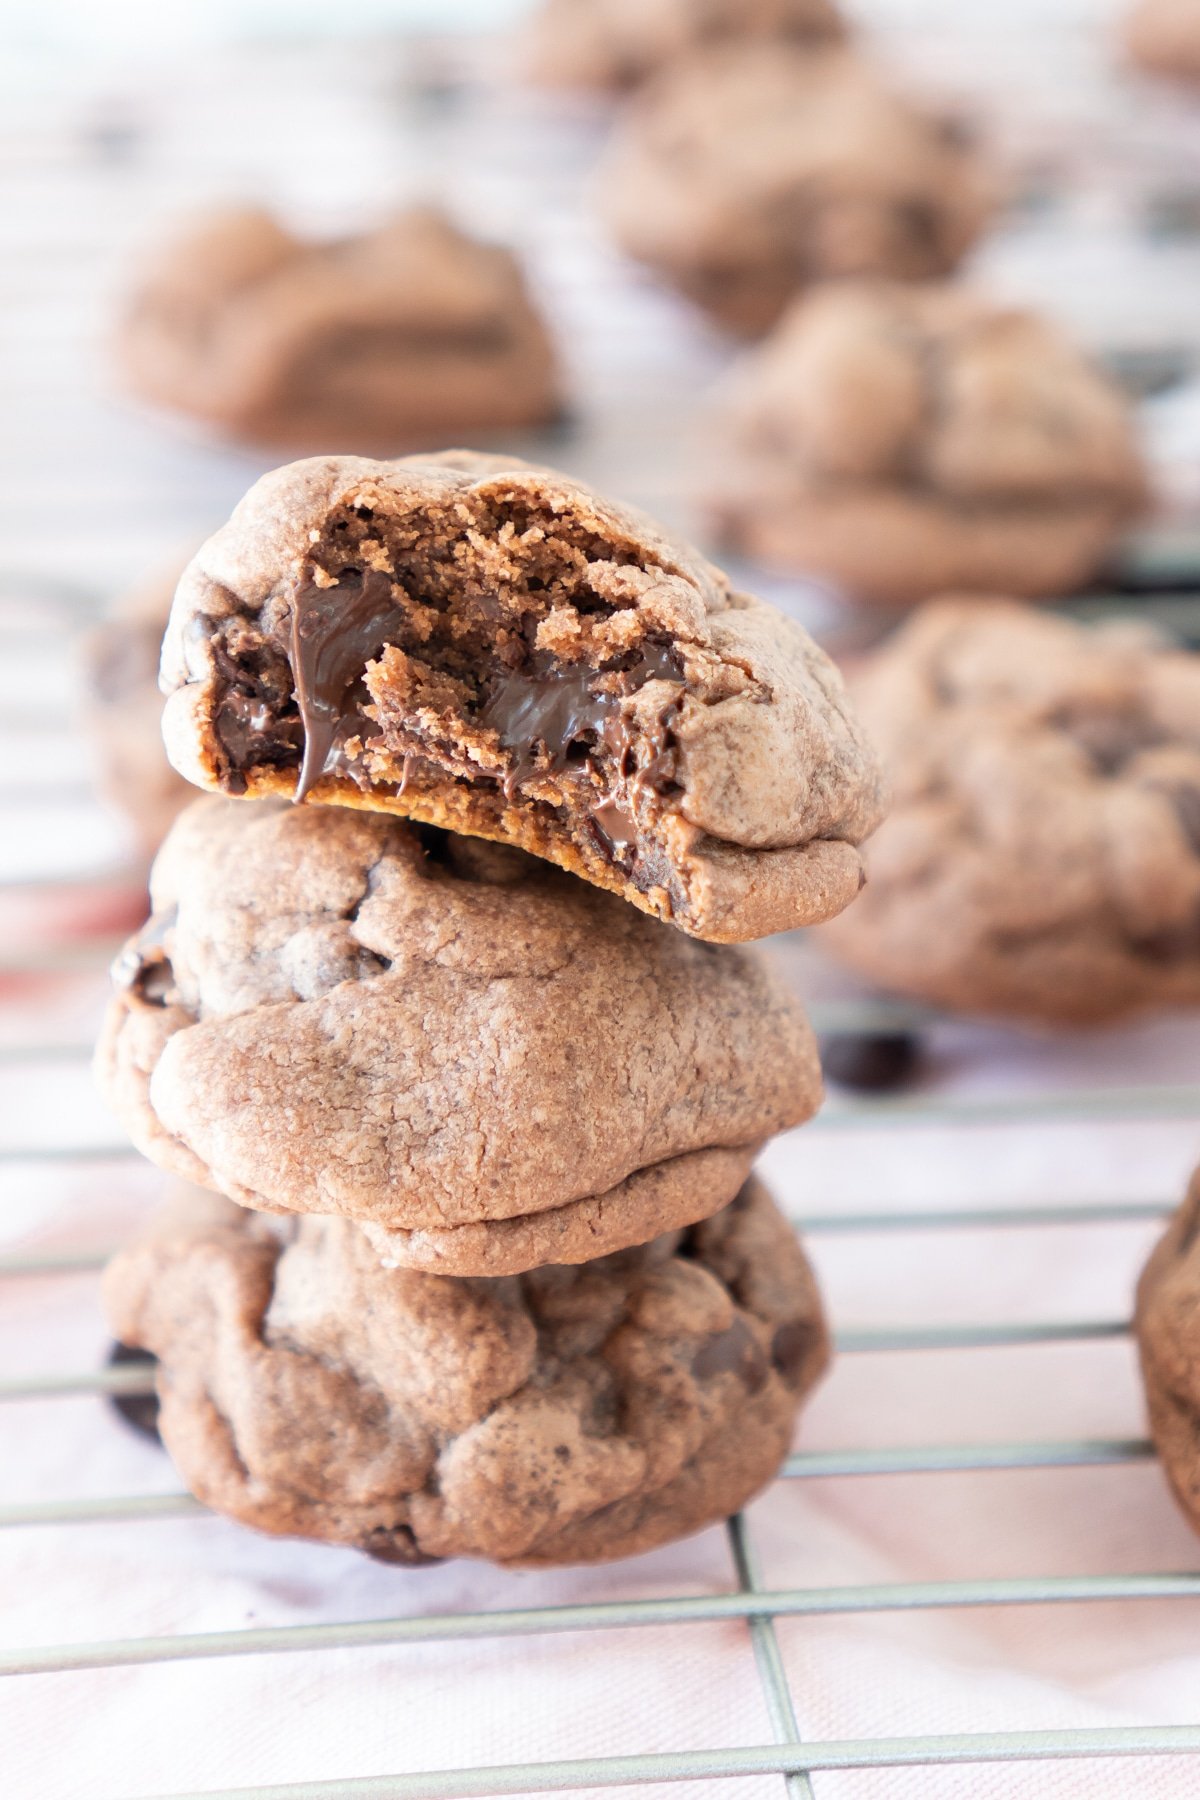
[99,450,885,1565]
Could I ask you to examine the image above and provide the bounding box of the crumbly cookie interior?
[204,487,697,913]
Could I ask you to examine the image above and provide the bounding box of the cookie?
[114,204,562,453]
[81,561,192,860]
[600,45,993,336]
[96,798,822,1259]
[711,283,1147,607]
[103,1178,828,1566]
[1136,1166,1200,1543]
[525,0,845,90]
[821,597,1200,1026]
[1124,0,1200,84]
[158,450,885,944]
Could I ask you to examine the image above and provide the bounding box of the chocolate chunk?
[1065,711,1163,774]
[481,642,683,797]
[112,908,179,1008]
[691,1316,768,1392]
[290,569,407,800]
[590,798,639,858]
[214,690,301,770]
[106,1340,161,1443]
[1168,785,1200,857]
[770,1319,818,1385]
[820,1029,922,1093]
[358,1524,443,1567]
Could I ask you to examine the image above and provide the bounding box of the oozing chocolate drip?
[481,642,684,804]
[290,569,406,801]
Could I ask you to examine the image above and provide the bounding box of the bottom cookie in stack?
[104,1178,828,1567]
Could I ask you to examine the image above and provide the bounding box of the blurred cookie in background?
[81,561,189,863]
[709,283,1148,606]
[113,204,563,454]
[524,0,845,91]
[600,45,994,337]
[820,597,1200,1027]
[1123,0,1200,86]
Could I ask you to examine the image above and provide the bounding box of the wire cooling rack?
[5,582,1200,1799]
[6,12,1200,1796]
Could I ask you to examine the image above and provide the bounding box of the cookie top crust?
[158,449,885,943]
[822,597,1200,1025]
[600,45,994,336]
[525,0,845,90]
[114,204,561,452]
[722,283,1146,508]
[96,797,822,1229]
[104,1177,829,1566]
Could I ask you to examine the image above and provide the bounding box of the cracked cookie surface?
[600,45,993,336]
[104,1177,829,1566]
[1136,1166,1200,1541]
[96,798,821,1253]
[712,283,1146,605]
[114,205,561,453]
[821,598,1200,1025]
[159,448,885,943]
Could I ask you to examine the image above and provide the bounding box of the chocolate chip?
[820,1030,922,1093]
[691,1316,768,1392]
[1066,712,1162,775]
[106,1341,161,1443]
[770,1319,818,1386]
[1168,786,1200,857]
[358,1524,442,1567]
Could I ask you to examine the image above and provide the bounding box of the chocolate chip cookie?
[158,449,885,943]
[525,0,845,90]
[96,798,822,1260]
[114,205,562,453]
[712,284,1147,606]
[104,1178,827,1566]
[1124,0,1200,84]
[600,46,993,336]
[1136,1166,1200,1540]
[821,598,1200,1026]
[81,560,192,860]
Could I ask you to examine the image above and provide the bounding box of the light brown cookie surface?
[158,450,885,943]
[821,598,1200,1026]
[114,205,562,453]
[1124,0,1200,83]
[712,284,1147,606]
[97,798,822,1240]
[81,562,193,860]
[1136,1167,1200,1539]
[601,46,993,336]
[525,0,844,90]
[104,1178,829,1566]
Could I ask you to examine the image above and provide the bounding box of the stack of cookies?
[98,450,885,1568]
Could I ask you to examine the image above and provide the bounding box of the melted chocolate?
[290,569,406,800]
[590,798,639,858]
[481,642,684,799]
[113,907,178,1008]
